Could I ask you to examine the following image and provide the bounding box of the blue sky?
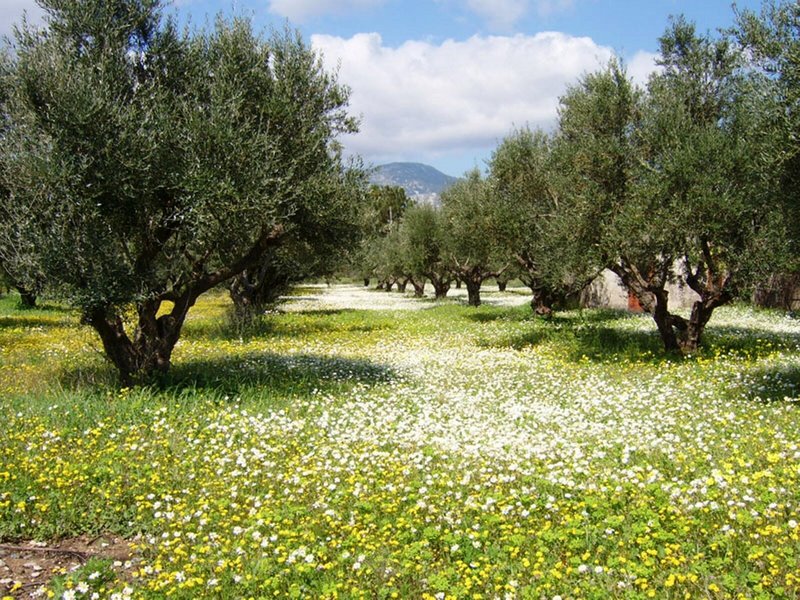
[3,0,765,176]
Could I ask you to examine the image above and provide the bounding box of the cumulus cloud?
[627,50,661,87]
[1,0,45,39]
[312,31,637,167]
[267,0,385,23]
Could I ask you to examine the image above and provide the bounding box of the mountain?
[370,162,458,204]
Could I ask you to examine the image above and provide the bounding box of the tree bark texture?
[409,277,426,298]
[84,292,197,386]
[16,286,36,308]
[426,272,451,299]
[229,263,291,317]
[465,280,481,306]
[610,249,732,353]
[86,224,286,383]
[453,262,506,308]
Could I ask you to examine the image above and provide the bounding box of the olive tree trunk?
[409,276,426,298]
[426,272,451,299]
[611,261,681,352]
[16,285,36,308]
[453,262,506,308]
[464,277,482,307]
[85,293,196,386]
[679,251,732,352]
[229,263,291,318]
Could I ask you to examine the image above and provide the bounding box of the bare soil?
[0,534,133,598]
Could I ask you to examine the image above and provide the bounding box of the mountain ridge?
[370,162,458,204]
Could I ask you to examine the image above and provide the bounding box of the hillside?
[370,162,458,204]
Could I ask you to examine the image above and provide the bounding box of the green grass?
[1,288,799,599]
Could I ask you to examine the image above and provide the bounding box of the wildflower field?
[1,285,799,600]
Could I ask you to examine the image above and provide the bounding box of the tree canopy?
[440,170,506,306]
[0,0,363,382]
[544,16,797,351]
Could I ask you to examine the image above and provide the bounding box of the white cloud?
[627,50,661,87]
[313,31,632,169]
[267,0,385,23]
[1,0,45,39]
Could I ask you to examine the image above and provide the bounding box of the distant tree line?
[360,2,799,354]
[0,0,797,383]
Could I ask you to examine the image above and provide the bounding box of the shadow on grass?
[466,306,635,325]
[482,316,800,364]
[701,325,800,357]
[162,352,398,396]
[60,352,399,397]
[0,296,76,324]
[292,309,357,317]
[0,312,79,331]
[490,325,666,362]
[468,310,521,324]
[0,315,61,330]
[731,363,800,404]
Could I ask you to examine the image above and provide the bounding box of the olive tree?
[552,61,662,325]
[398,203,452,298]
[556,21,791,352]
[0,51,42,308]
[229,166,367,316]
[355,185,412,287]
[736,1,800,298]
[0,0,360,383]
[489,127,575,315]
[631,17,794,350]
[632,18,754,350]
[440,170,506,307]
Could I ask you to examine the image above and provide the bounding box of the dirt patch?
[0,534,134,598]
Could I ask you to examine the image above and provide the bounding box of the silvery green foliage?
[0,0,362,379]
[552,19,793,351]
[440,170,506,306]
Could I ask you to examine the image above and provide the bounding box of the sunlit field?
[1,285,799,599]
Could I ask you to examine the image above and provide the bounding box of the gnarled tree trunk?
[530,288,555,317]
[409,276,426,298]
[611,261,682,352]
[677,243,733,352]
[454,262,506,308]
[229,260,293,319]
[16,285,36,308]
[84,292,197,386]
[86,224,286,384]
[426,272,451,299]
[465,279,481,306]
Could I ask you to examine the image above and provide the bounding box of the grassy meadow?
[1,285,799,599]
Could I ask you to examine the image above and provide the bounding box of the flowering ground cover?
[1,285,799,599]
